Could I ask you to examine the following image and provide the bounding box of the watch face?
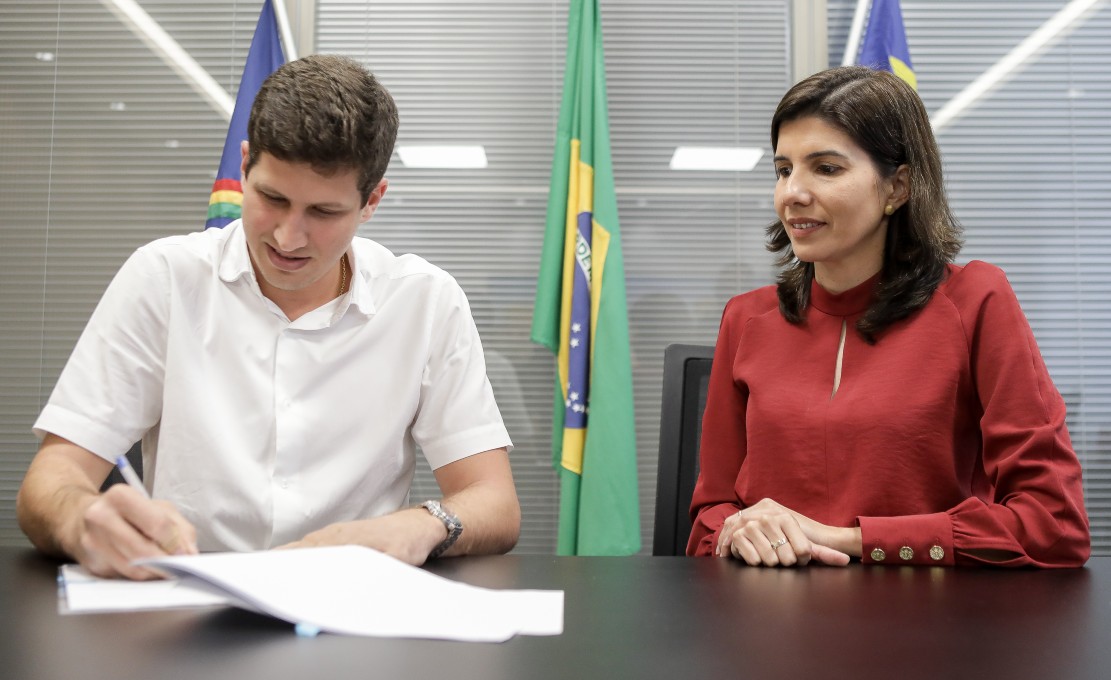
[423,501,462,536]
[423,500,463,559]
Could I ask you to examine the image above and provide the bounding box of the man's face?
[239,143,386,310]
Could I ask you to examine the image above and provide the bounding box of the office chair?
[652,343,714,556]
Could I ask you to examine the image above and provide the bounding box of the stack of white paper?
[59,545,564,642]
[59,564,229,612]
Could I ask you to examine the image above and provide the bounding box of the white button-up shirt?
[34,221,510,551]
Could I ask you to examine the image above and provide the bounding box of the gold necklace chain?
[338,255,348,297]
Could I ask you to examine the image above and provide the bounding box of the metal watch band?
[421,500,463,559]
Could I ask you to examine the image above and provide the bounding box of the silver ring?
[769,538,788,550]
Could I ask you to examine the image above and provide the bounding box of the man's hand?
[76,484,198,579]
[278,508,447,566]
[715,498,856,567]
[17,434,198,580]
[280,447,519,564]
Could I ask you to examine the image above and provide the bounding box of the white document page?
[126,545,564,641]
[59,564,230,614]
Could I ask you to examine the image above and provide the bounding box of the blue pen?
[115,455,151,499]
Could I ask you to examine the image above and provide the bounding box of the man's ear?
[239,140,250,178]
[361,178,389,222]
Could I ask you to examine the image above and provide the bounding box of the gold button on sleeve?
[870,548,886,562]
[929,545,945,561]
[899,546,914,561]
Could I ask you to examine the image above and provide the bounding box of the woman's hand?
[715,498,854,567]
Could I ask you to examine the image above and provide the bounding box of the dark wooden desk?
[2,547,1107,680]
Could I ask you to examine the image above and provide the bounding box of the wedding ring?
[769,538,788,550]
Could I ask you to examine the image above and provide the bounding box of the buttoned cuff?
[858,513,954,566]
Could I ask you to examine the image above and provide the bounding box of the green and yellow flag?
[530,0,639,555]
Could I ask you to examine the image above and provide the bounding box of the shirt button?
[870,548,886,562]
[899,546,914,561]
[929,545,945,561]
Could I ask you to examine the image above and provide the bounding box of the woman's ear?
[888,164,910,211]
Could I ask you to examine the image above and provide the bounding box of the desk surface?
[2,547,1108,680]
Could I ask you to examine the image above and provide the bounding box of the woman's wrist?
[828,526,863,558]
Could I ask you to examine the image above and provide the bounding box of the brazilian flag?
[530,0,640,556]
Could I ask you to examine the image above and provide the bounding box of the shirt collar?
[809,270,880,317]
[215,220,378,322]
[344,244,377,319]
[216,219,253,284]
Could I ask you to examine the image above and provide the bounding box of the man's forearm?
[18,435,119,561]
[280,447,520,563]
[17,458,98,559]
[438,478,520,557]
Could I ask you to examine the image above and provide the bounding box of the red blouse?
[687,261,1089,567]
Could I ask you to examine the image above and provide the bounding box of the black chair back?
[653,343,714,556]
[99,441,144,492]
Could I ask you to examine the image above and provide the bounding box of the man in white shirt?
[17,54,519,579]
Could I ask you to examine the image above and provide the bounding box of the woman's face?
[773,115,906,292]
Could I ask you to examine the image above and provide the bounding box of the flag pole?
[841,0,871,66]
[271,0,299,61]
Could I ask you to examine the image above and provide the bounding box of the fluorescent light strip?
[669,146,764,172]
[931,0,1106,133]
[397,145,488,169]
[99,0,233,121]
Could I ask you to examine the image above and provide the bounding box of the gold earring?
[884,204,895,216]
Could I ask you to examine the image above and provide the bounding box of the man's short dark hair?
[246,54,399,203]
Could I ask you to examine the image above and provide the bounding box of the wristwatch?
[421,499,463,559]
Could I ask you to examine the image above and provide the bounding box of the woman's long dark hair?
[767,66,962,343]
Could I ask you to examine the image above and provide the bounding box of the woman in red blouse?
[687,66,1090,567]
